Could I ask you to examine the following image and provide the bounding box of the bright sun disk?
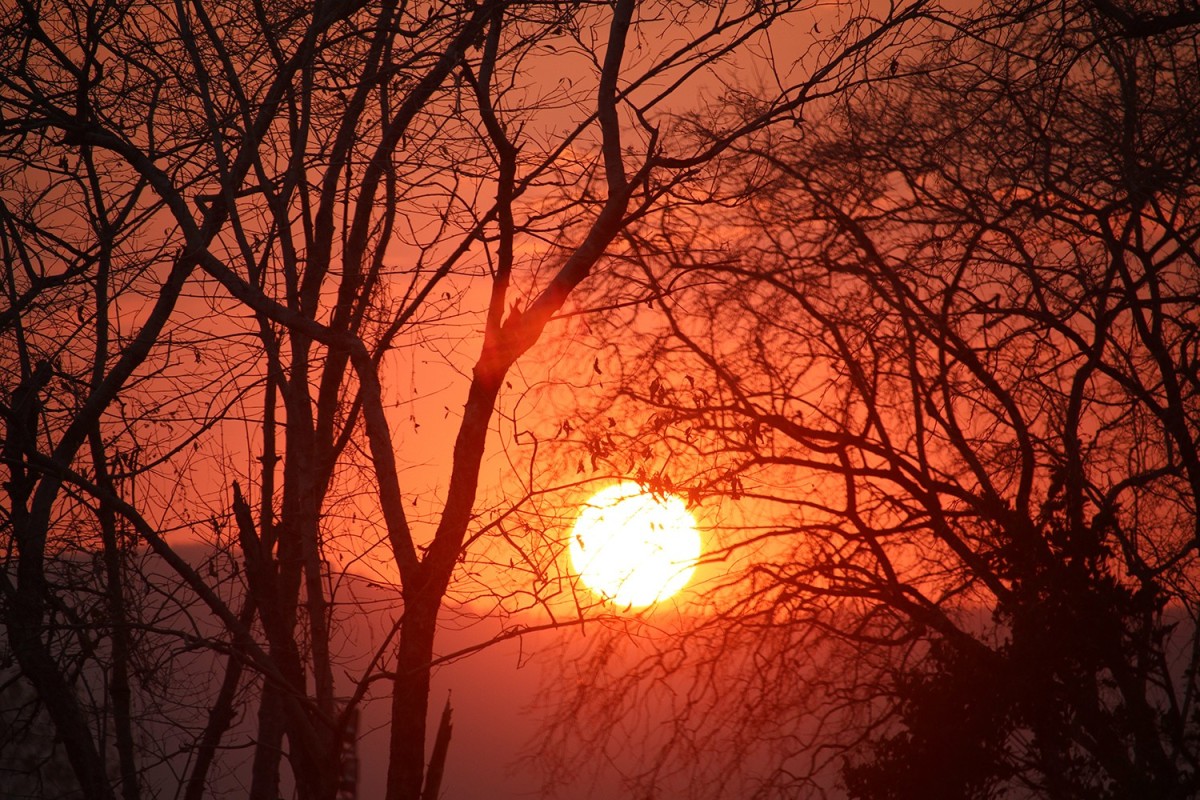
[569,483,701,608]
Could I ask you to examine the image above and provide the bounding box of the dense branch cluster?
[546,2,1200,798]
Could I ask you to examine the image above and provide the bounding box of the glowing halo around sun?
[569,483,702,608]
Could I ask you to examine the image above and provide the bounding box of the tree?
[544,1,1200,797]
[0,1,930,798]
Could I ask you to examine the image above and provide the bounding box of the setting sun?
[569,483,702,608]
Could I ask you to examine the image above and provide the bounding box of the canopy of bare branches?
[544,2,1200,798]
[0,1,945,799]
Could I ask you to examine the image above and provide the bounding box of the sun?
[569,483,702,608]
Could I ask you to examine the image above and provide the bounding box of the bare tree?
[1,1,932,799]
[544,1,1200,797]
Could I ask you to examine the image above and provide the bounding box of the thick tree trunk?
[3,366,116,800]
[385,594,441,800]
[249,686,287,800]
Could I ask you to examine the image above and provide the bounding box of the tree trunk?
[385,593,440,800]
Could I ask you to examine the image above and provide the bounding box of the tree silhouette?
[0,2,929,799]
[544,1,1200,797]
